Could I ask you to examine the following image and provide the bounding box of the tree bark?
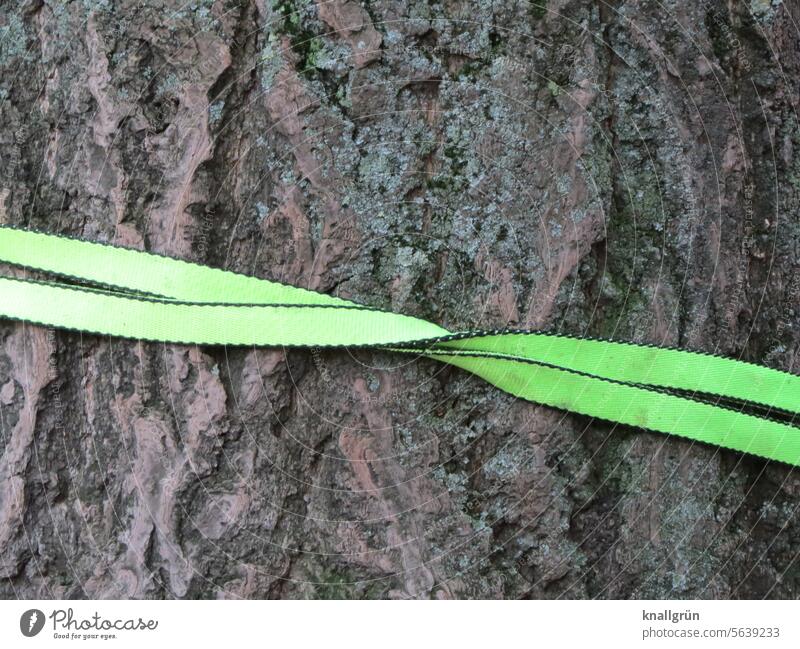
[1,0,799,598]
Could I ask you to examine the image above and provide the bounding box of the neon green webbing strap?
[0,226,798,466]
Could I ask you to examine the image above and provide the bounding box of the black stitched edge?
[421,348,800,427]
[418,349,800,466]
[400,330,800,386]
[403,345,800,417]
[664,387,800,426]
[430,350,800,425]
[0,274,388,311]
[0,223,359,303]
[0,260,174,300]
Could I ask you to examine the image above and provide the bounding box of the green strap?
[0,226,798,466]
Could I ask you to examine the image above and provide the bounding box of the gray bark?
[1,0,799,598]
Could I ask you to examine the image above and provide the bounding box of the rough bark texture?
[1,0,799,599]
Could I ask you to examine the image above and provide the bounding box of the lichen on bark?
[0,0,799,599]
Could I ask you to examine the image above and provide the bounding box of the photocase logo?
[20,609,45,637]
[16,607,159,640]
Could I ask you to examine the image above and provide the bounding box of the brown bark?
[1,0,799,598]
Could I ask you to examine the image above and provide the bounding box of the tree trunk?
[1,0,799,598]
